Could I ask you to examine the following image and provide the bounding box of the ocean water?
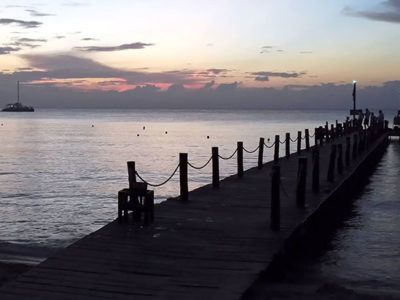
[265,141,400,298]
[0,109,395,266]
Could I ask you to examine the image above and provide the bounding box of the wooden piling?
[312,147,319,192]
[179,153,188,201]
[345,136,351,166]
[325,122,329,142]
[296,157,307,208]
[127,161,136,189]
[305,129,310,150]
[258,138,264,169]
[285,133,290,158]
[314,128,318,146]
[327,144,337,182]
[237,141,244,177]
[297,131,302,154]
[274,135,280,162]
[212,147,219,188]
[352,134,358,160]
[270,165,280,231]
[337,144,343,175]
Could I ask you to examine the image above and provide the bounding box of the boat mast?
[17,81,20,104]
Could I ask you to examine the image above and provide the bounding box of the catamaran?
[2,81,34,112]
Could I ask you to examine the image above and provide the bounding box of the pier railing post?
[331,124,335,140]
[212,147,219,188]
[345,136,351,166]
[274,135,280,162]
[337,144,343,175]
[305,129,310,150]
[352,134,358,160]
[314,128,318,147]
[327,144,337,182]
[297,131,302,154]
[312,148,319,192]
[179,153,188,201]
[285,133,290,158]
[258,138,264,169]
[127,161,136,189]
[296,157,307,208]
[271,165,280,231]
[237,141,244,177]
[325,122,330,143]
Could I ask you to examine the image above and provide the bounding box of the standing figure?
[364,108,371,129]
[378,110,385,130]
[357,110,364,129]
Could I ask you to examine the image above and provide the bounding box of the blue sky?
[0,0,399,108]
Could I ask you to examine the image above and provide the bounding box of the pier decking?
[0,126,388,299]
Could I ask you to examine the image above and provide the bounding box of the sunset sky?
[0,0,399,108]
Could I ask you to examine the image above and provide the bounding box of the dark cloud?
[300,51,313,54]
[0,18,42,28]
[0,46,20,55]
[25,9,55,17]
[81,37,98,41]
[251,71,306,82]
[206,68,229,75]
[8,37,47,49]
[54,35,66,39]
[344,0,400,23]
[260,45,275,54]
[203,80,215,89]
[75,42,154,52]
[17,38,47,43]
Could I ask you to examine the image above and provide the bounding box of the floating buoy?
[165,131,168,134]
[137,134,140,136]
[207,136,210,139]
[267,138,270,142]
[91,124,94,127]
[143,126,145,130]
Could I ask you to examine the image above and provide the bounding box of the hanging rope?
[188,156,213,170]
[264,141,276,149]
[289,137,298,143]
[218,149,238,160]
[243,145,260,154]
[279,139,286,144]
[135,163,180,187]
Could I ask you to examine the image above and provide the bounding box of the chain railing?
[135,163,180,187]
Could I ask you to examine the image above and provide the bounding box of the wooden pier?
[0,123,389,300]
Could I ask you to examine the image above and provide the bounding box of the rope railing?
[218,149,238,160]
[243,145,260,154]
[289,137,298,143]
[264,141,275,148]
[188,156,213,170]
[135,163,180,187]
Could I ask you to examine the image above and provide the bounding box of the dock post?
[237,141,244,177]
[274,135,280,162]
[305,129,310,150]
[312,148,319,192]
[327,144,337,182]
[258,138,264,169]
[285,133,290,158]
[296,157,307,208]
[271,165,280,231]
[352,134,358,160]
[297,131,302,154]
[345,136,351,166]
[179,153,188,201]
[127,161,136,189]
[331,124,335,140]
[325,122,330,142]
[212,147,219,188]
[314,128,318,146]
[337,144,343,175]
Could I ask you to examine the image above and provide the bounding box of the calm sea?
[0,109,397,279]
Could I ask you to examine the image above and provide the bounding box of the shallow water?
[0,109,348,263]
